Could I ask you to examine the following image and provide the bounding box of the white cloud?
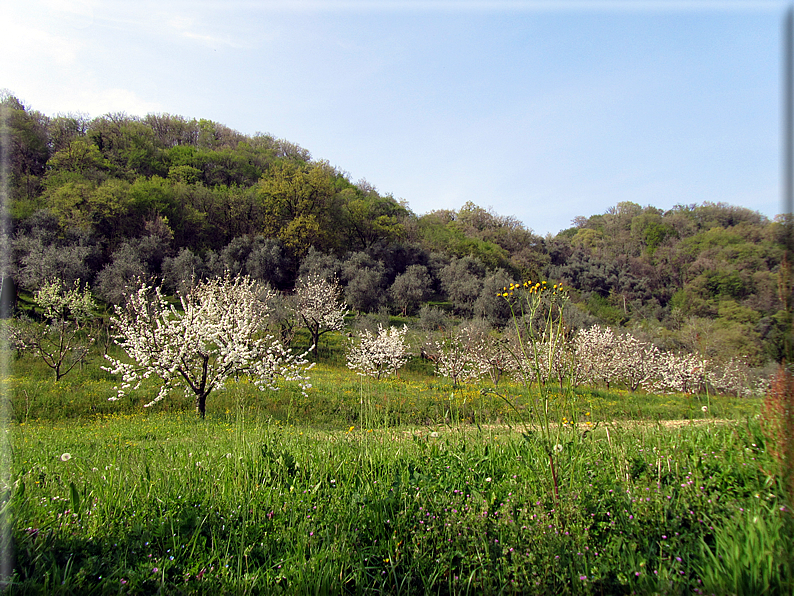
[41,0,96,29]
[58,87,165,118]
[166,14,247,49]
[0,13,81,67]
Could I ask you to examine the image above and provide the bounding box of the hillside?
[2,94,789,364]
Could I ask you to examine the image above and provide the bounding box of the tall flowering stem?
[103,274,313,417]
[497,279,571,504]
[500,281,569,433]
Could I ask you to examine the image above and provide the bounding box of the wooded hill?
[2,93,789,365]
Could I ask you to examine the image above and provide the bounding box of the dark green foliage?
[439,256,486,317]
[342,252,387,313]
[3,95,789,362]
[474,268,514,327]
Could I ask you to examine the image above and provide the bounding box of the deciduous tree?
[294,273,347,354]
[103,274,312,417]
[11,279,96,380]
[347,324,409,379]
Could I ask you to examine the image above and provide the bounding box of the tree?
[653,351,708,395]
[464,320,516,387]
[161,247,207,295]
[390,264,431,315]
[440,256,485,316]
[298,246,342,282]
[11,280,96,380]
[103,274,312,417]
[347,324,409,379]
[95,243,148,305]
[341,252,386,313]
[1,94,50,202]
[430,324,488,387]
[14,215,98,291]
[574,325,621,390]
[474,269,514,326]
[294,273,347,354]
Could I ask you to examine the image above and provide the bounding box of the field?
[4,351,793,595]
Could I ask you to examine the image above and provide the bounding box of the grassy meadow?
[3,341,793,595]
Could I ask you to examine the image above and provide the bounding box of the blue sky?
[0,0,787,235]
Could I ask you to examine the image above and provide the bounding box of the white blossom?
[652,351,708,395]
[10,279,96,381]
[706,356,753,397]
[465,325,517,387]
[573,325,621,390]
[431,325,489,386]
[294,273,348,353]
[347,324,408,379]
[571,325,661,392]
[103,274,313,416]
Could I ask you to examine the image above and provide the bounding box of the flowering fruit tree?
[103,274,313,417]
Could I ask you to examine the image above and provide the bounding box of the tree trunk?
[195,392,208,418]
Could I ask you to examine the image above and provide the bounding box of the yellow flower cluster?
[497,279,565,297]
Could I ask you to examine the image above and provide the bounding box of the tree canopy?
[3,94,789,365]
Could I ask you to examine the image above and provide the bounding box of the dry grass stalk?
[760,365,794,501]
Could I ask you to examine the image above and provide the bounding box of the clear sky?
[1,0,787,235]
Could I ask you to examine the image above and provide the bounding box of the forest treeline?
[2,93,790,366]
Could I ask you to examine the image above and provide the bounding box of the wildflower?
[429,431,439,438]
[60,453,72,462]
[701,405,708,412]
[553,444,563,453]
[348,426,354,433]
[485,477,492,482]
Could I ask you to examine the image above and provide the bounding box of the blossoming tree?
[11,279,96,381]
[347,324,409,379]
[103,274,313,417]
[431,324,489,387]
[294,273,348,355]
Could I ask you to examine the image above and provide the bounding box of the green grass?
[7,409,792,594]
[3,346,792,594]
[5,347,762,426]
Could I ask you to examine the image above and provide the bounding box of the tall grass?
[3,324,788,594]
[7,407,792,594]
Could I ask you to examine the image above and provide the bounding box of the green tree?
[1,93,50,202]
[390,264,431,315]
